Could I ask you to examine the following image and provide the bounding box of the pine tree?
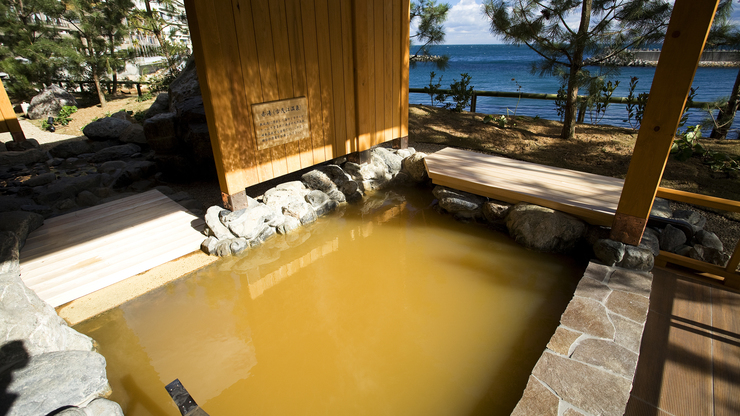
[483,0,671,139]
[0,0,76,99]
[410,0,450,70]
[708,0,739,140]
[129,0,189,75]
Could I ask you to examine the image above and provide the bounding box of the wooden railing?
[654,187,740,289]
[52,80,152,97]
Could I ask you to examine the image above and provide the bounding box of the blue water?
[409,44,739,136]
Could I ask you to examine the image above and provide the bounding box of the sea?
[408,44,739,137]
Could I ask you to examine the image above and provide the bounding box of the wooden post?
[0,79,26,142]
[610,0,719,246]
[471,92,477,113]
[136,83,142,97]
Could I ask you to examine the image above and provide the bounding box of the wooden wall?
[0,80,24,139]
[183,0,410,201]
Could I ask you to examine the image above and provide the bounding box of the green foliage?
[444,73,473,113]
[56,105,77,126]
[483,0,672,139]
[137,92,154,102]
[585,78,619,125]
[410,0,450,70]
[671,125,740,172]
[483,114,514,128]
[554,82,567,121]
[624,77,649,129]
[133,110,147,123]
[423,71,446,107]
[510,78,523,117]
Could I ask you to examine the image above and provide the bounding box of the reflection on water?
[75,187,585,416]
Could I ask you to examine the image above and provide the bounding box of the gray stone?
[0,148,46,166]
[640,228,661,256]
[546,326,582,355]
[284,201,317,225]
[676,244,693,256]
[90,144,141,163]
[372,147,403,174]
[673,209,707,228]
[201,236,219,255]
[593,239,625,266]
[146,93,171,118]
[341,162,364,181]
[168,57,200,110]
[3,350,110,416]
[582,261,613,283]
[56,407,87,416]
[20,204,51,216]
[650,198,672,218]
[401,152,428,182]
[659,224,687,252]
[215,239,233,257]
[692,245,730,267]
[204,206,236,240]
[5,138,39,151]
[0,231,20,274]
[560,297,615,339]
[99,160,127,174]
[76,190,99,207]
[83,117,132,141]
[119,124,147,144]
[510,375,559,416]
[610,313,645,353]
[306,190,338,217]
[253,224,277,245]
[276,215,301,234]
[301,169,338,193]
[263,187,308,211]
[276,181,307,192]
[695,230,723,251]
[155,185,174,195]
[326,188,346,203]
[482,200,511,224]
[506,203,586,253]
[226,205,277,240]
[574,276,611,303]
[0,211,44,245]
[0,196,33,213]
[606,290,649,324]
[533,352,632,416]
[571,338,639,377]
[21,172,55,187]
[129,180,153,192]
[617,244,654,272]
[144,112,179,152]
[229,238,249,256]
[55,198,76,211]
[49,140,94,159]
[26,85,78,120]
[606,269,652,298]
[33,174,102,206]
[83,398,124,416]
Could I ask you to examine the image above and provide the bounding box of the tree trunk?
[92,70,107,107]
[710,67,740,139]
[560,0,592,139]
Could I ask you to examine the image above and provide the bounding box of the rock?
[5,139,39,152]
[204,206,236,240]
[510,375,559,416]
[49,140,94,159]
[0,211,44,245]
[593,239,625,266]
[659,224,686,252]
[263,187,308,211]
[229,238,249,256]
[99,160,127,174]
[55,198,76,211]
[90,144,141,163]
[0,231,20,274]
[305,190,338,216]
[33,174,102,206]
[82,117,132,141]
[482,200,511,224]
[224,204,277,240]
[3,351,110,416]
[618,244,654,271]
[215,239,232,257]
[401,152,428,182]
[146,93,171,119]
[76,190,99,207]
[0,141,5,152]
[119,124,147,144]
[144,112,179,152]
[650,198,672,218]
[690,245,730,267]
[168,56,200,110]
[302,169,338,193]
[694,229,723,251]
[0,148,46,166]
[433,186,485,218]
[284,201,317,225]
[326,188,346,203]
[276,215,301,234]
[639,228,661,256]
[201,236,219,255]
[174,96,208,124]
[672,209,707,229]
[112,161,157,188]
[155,185,174,195]
[571,338,638,378]
[372,147,403,175]
[505,203,586,253]
[81,398,124,416]
[341,161,363,181]
[26,85,78,120]
[21,172,55,187]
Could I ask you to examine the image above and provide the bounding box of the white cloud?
[444,0,499,44]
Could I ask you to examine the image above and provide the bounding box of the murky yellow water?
[75,187,585,416]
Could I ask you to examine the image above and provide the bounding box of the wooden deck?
[423,147,624,226]
[20,190,205,307]
[626,267,740,415]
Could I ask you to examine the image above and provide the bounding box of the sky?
[423,0,740,45]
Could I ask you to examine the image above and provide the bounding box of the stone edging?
[511,261,651,416]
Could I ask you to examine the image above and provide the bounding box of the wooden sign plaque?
[252,97,309,150]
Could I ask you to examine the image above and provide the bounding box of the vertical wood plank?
[268,0,292,177]
[285,0,314,169]
[327,0,348,158]
[383,0,393,143]
[611,0,719,245]
[0,80,24,140]
[250,0,280,181]
[365,0,376,150]
[299,0,328,164]
[373,0,384,146]
[353,0,372,152]
[314,0,336,160]
[400,0,410,138]
[392,0,401,139]
[340,0,357,154]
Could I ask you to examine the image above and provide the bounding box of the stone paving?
[511,261,652,416]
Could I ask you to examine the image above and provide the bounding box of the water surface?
[76,187,585,416]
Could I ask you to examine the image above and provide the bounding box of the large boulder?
[82,117,132,141]
[433,186,485,219]
[0,149,46,166]
[168,56,200,110]
[145,93,170,119]
[505,203,586,253]
[401,152,428,182]
[144,112,179,153]
[90,144,141,163]
[26,86,78,120]
[49,140,95,159]
[0,211,43,246]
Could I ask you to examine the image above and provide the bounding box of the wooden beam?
[0,79,25,142]
[611,0,720,246]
